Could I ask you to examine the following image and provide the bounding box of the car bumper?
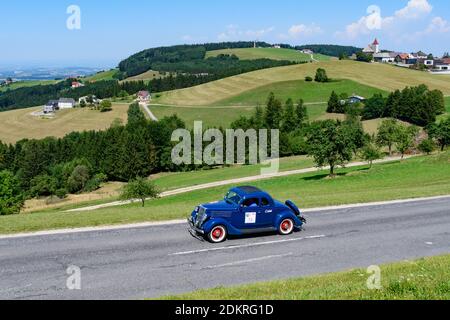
[188,218,205,240]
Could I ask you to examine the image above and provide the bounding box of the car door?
[258,197,276,228]
[236,198,261,230]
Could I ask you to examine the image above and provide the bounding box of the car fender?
[202,218,242,236]
[275,210,304,228]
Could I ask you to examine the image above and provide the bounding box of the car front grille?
[195,207,206,227]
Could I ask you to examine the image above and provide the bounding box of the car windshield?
[225,191,241,205]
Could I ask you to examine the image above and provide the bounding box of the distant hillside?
[295,45,362,57]
[205,47,331,62]
[117,42,279,78]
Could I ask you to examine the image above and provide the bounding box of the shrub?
[100,100,113,112]
[83,173,108,192]
[29,174,57,197]
[67,165,90,194]
[418,139,436,155]
[314,68,329,83]
[55,188,68,199]
[305,76,313,82]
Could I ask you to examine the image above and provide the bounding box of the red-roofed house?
[138,90,151,102]
[72,81,85,88]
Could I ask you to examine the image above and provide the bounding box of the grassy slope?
[150,103,328,129]
[165,255,450,300]
[215,79,387,106]
[0,80,59,92]
[154,60,450,106]
[0,104,130,144]
[205,47,330,62]
[1,152,449,234]
[84,69,119,82]
[124,70,164,82]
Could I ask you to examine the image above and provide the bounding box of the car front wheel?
[279,219,294,235]
[207,225,227,243]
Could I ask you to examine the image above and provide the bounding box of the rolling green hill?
[205,47,330,62]
[153,60,450,106]
[214,79,387,106]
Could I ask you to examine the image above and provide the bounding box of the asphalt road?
[0,197,449,300]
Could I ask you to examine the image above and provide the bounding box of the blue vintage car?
[188,186,306,243]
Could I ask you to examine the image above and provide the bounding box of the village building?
[58,98,76,109]
[43,100,59,114]
[362,39,380,54]
[348,95,366,104]
[138,90,151,102]
[71,81,85,89]
[373,52,395,63]
[300,49,314,55]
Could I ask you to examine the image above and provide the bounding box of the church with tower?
[362,38,380,54]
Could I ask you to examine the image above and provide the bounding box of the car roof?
[231,186,271,199]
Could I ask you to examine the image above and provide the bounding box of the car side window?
[261,198,270,207]
[242,198,259,208]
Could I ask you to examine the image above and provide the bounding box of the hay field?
[0,104,130,144]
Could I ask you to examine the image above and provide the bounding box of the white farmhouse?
[58,98,76,109]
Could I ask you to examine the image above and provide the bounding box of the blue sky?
[0,0,449,68]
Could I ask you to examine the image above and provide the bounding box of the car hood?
[201,200,237,211]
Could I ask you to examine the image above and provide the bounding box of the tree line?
[118,42,274,78]
[326,84,445,126]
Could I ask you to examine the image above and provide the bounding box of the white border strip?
[1,195,449,240]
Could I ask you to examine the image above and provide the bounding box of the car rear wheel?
[207,225,227,243]
[279,219,294,235]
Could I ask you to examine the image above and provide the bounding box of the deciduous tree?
[120,177,159,207]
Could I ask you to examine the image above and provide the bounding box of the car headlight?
[195,206,199,213]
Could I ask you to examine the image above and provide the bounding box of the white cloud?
[217,25,275,41]
[416,17,450,36]
[395,0,432,19]
[287,24,323,38]
[336,0,434,39]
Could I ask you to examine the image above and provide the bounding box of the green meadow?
[214,79,388,106]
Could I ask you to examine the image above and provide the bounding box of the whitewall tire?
[207,225,227,243]
[279,219,294,235]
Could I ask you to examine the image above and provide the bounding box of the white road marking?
[169,235,326,256]
[204,253,293,269]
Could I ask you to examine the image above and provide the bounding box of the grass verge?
[163,255,450,300]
